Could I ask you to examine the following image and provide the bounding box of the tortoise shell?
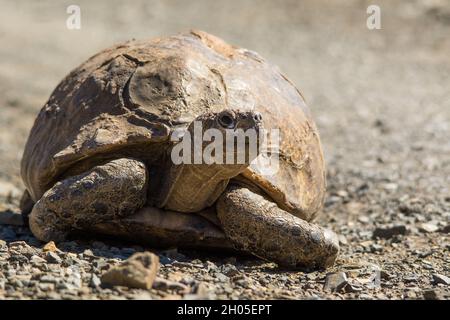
[21,30,326,221]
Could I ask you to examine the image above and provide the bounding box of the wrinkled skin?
[29,158,148,242]
[217,185,338,269]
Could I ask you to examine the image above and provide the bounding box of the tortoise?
[20,30,339,269]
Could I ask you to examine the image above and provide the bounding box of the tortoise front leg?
[29,158,148,242]
[216,185,339,269]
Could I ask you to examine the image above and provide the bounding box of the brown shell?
[21,30,326,220]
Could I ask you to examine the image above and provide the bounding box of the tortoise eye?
[218,113,235,129]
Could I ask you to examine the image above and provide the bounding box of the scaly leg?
[216,185,339,269]
[29,158,148,242]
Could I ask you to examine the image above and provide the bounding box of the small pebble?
[419,223,439,233]
[101,252,160,289]
[323,272,348,292]
[90,274,101,288]
[43,241,57,252]
[422,289,444,300]
[45,251,62,264]
[432,274,450,286]
[372,225,407,239]
[30,255,46,265]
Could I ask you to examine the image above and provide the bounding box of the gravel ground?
[0,0,449,299]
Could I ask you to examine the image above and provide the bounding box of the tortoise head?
[163,109,265,212]
[183,109,265,167]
